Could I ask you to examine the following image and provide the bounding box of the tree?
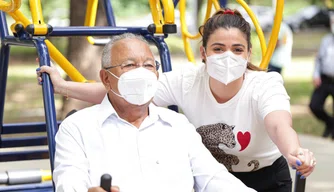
[61,0,107,118]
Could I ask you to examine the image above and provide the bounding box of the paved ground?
[0,134,333,191]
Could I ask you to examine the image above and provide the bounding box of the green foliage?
[111,0,151,18]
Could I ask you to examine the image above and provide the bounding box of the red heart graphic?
[237,131,251,152]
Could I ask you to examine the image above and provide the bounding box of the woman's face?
[201,27,250,61]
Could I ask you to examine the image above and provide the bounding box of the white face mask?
[106,67,158,105]
[206,51,248,85]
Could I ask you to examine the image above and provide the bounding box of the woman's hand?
[286,147,316,179]
[36,60,66,94]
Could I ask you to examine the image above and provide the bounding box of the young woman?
[38,8,316,192]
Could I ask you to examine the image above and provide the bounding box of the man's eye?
[143,64,155,68]
[123,63,136,68]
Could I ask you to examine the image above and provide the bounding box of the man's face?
[101,38,158,95]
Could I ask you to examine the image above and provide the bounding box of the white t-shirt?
[154,63,291,172]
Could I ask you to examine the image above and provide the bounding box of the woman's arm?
[264,110,315,178]
[37,65,106,104]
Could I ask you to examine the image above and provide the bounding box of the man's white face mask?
[106,67,158,105]
[205,50,248,85]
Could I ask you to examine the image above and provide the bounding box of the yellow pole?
[0,0,21,12]
[160,0,175,24]
[259,0,284,69]
[149,0,164,33]
[29,0,44,24]
[45,40,88,82]
[236,0,267,58]
[84,0,98,45]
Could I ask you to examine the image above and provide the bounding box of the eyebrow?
[210,43,246,48]
[125,57,155,62]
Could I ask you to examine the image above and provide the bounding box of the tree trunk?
[61,0,107,118]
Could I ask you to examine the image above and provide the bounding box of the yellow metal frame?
[1,0,88,82]
[149,0,175,34]
[84,0,99,45]
[0,0,21,13]
[179,0,284,70]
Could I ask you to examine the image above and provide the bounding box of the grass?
[2,60,331,138]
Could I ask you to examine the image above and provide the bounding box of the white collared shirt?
[53,95,256,192]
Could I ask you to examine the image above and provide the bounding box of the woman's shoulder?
[246,70,284,85]
[162,62,206,91]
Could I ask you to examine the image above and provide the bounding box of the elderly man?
[53,33,255,192]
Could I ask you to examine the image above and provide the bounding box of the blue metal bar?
[173,0,179,7]
[2,122,61,134]
[34,39,58,172]
[0,182,53,192]
[0,11,9,40]
[3,36,35,47]
[219,0,226,8]
[0,45,10,136]
[1,136,47,148]
[146,35,179,112]
[103,0,116,27]
[0,148,49,162]
[49,26,151,36]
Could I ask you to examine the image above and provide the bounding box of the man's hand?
[88,186,120,192]
[313,77,321,88]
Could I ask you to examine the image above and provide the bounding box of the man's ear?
[100,69,110,89]
[200,46,206,63]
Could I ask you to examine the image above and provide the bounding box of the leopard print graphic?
[197,123,239,171]
[197,123,260,172]
[247,160,260,171]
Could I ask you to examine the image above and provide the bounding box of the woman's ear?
[248,48,252,62]
[200,46,206,63]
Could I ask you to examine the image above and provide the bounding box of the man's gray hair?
[101,33,150,69]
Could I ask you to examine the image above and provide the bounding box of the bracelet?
[64,81,69,100]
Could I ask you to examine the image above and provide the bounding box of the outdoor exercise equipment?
[0,169,51,185]
[0,0,305,191]
[100,174,112,191]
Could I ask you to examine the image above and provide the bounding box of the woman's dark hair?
[199,8,264,71]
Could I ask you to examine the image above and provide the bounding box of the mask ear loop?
[105,70,124,98]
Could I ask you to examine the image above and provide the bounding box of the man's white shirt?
[53,95,256,192]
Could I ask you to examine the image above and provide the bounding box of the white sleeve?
[255,72,291,120]
[180,116,256,192]
[53,121,91,192]
[153,69,184,107]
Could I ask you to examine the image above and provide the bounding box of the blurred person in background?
[309,11,334,140]
[267,20,293,74]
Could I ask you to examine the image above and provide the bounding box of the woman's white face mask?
[205,50,248,85]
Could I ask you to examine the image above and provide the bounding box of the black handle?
[294,172,306,192]
[100,174,112,192]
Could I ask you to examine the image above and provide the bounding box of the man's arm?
[53,122,92,192]
[182,120,255,192]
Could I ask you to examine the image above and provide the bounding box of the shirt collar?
[97,94,162,127]
[97,94,117,127]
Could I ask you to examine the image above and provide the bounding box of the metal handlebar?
[100,174,112,192]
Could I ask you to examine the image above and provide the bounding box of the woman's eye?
[213,47,223,52]
[234,48,244,53]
